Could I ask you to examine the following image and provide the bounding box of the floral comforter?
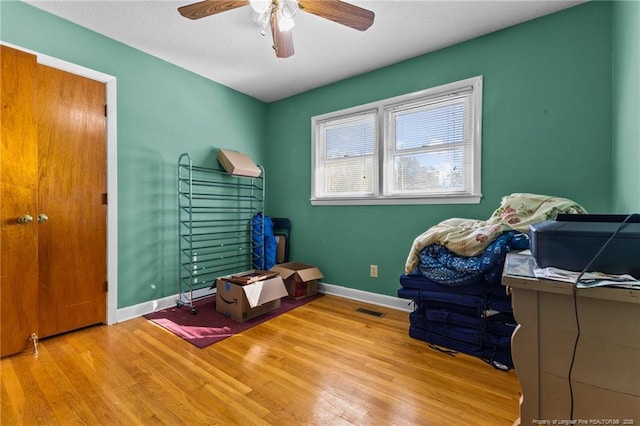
[404,193,586,274]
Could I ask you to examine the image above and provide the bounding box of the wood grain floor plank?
[3,354,57,425]
[1,358,30,424]
[1,295,521,425]
[41,332,138,424]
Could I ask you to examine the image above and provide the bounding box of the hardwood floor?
[1,295,521,425]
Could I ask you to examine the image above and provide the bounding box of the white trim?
[471,77,483,197]
[115,282,410,323]
[317,282,412,312]
[311,194,481,206]
[116,294,177,323]
[116,287,216,323]
[1,42,119,325]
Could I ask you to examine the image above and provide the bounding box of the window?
[311,76,483,205]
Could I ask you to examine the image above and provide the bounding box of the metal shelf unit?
[177,153,265,313]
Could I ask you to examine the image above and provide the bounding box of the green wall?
[612,0,640,213]
[265,2,614,296]
[1,1,268,308]
[2,1,630,307]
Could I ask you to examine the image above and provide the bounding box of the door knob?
[37,214,48,224]
[17,214,33,224]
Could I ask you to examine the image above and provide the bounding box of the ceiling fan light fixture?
[280,0,299,18]
[252,10,271,35]
[278,10,295,32]
[253,0,295,36]
[249,0,270,14]
[178,0,375,58]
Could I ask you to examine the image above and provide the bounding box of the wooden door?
[0,46,40,357]
[37,64,107,338]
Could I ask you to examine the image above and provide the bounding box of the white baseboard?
[116,282,411,323]
[317,282,412,312]
[116,287,215,323]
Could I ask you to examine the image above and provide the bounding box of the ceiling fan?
[178,0,375,58]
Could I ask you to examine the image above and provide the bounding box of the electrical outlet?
[370,264,378,278]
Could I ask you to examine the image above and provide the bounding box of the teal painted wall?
[612,0,640,213]
[1,1,268,308]
[2,1,626,306]
[264,2,613,296]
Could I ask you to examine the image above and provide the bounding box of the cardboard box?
[217,149,261,177]
[287,280,318,300]
[216,274,288,322]
[225,270,279,285]
[270,262,323,300]
[275,235,287,264]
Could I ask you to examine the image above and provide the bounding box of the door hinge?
[104,104,108,117]
[104,281,108,292]
[102,193,108,205]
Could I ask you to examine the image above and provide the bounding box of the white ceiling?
[26,0,584,102]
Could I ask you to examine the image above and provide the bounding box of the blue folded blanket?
[418,231,529,286]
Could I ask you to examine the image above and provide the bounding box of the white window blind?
[385,92,473,196]
[317,111,377,197]
[311,76,482,205]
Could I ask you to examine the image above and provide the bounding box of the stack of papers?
[533,267,640,289]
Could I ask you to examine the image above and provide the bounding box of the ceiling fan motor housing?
[178,0,375,58]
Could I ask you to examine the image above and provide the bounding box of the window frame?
[311,76,483,206]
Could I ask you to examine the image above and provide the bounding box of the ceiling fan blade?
[178,0,249,20]
[298,0,375,31]
[270,11,295,58]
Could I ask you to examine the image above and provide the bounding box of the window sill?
[310,194,482,206]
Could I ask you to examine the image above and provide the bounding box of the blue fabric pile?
[398,231,528,370]
[418,231,530,286]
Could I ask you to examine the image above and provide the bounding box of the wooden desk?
[502,253,640,426]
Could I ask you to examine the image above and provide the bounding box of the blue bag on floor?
[251,213,276,269]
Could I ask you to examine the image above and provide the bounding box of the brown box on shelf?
[270,262,323,300]
[217,149,261,177]
[216,274,288,322]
